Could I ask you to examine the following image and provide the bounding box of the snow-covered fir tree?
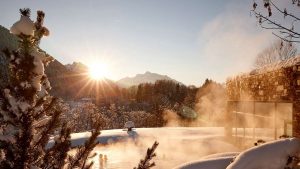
[0,8,100,169]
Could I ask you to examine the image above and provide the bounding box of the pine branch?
[36,11,45,28]
[33,97,57,119]
[134,141,159,169]
[19,8,31,17]
[0,8,104,169]
[42,123,72,169]
[66,125,101,169]
[34,10,48,44]
[14,110,34,169]
[33,110,61,149]
[0,140,15,168]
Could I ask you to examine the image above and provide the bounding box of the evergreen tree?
[0,8,100,169]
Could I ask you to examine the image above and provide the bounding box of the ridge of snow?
[226,138,300,169]
[173,152,239,169]
[174,156,234,169]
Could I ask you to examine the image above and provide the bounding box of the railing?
[227,101,293,144]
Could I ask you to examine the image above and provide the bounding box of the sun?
[88,63,108,80]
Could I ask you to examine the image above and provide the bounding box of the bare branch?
[254,11,300,37]
[272,32,300,43]
[251,1,300,43]
[270,0,300,21]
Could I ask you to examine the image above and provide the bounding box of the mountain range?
[64,61,179,88]
[116,71,180,87]
[0,25,182,100]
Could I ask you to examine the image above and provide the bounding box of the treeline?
[92,80,198,110]
[74,79,227,130]
[93,79,199,114]
[135,80,197,108]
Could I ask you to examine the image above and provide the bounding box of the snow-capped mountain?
[65,62,89,73]
[117,71,181,87]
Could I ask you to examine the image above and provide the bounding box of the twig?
[134,141,159,169]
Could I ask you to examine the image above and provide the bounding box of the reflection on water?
[89,138,237,168]
[91,142,141,169]
[98,154,108,169]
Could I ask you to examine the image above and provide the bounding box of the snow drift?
[174,138,300,169]
[226,138,300,169]
[174,152,239,169]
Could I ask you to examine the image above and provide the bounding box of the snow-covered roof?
[250,55,300,75]
[228,55,300,80]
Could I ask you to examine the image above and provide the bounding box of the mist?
[198,2,275,83]
[89,128,239,169]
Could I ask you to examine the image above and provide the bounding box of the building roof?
[250,55,300,75]
[227,55,300,80]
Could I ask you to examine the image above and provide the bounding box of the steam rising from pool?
[88,127,238,169]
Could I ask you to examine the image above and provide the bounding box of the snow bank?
[201,152,240,160]
[174,156,234,169]
[173,152,239,169]
[172,136,300,169]
[47,129,138,148]
[174,138,300,169]
[48,127,227,148]
[226,138,300,169]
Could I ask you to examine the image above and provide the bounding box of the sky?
[0,0,282,86]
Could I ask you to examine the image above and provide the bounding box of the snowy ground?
[174,137,300,169]
[174,152,239,169]
[228,138,300,169]
[49,127,239,169]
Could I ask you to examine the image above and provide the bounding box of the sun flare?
[88,63,109,80]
